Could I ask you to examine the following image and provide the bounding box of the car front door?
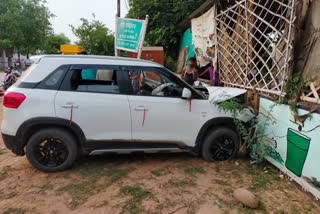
[127,67,204,147]
[55,65,132,149]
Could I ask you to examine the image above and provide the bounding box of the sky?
[46,0,129,43]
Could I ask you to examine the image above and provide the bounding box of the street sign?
[115,16,148,57]
[116,18,143,52]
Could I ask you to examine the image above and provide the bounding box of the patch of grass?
[237,201,268,214]
[214,165,221,173]
[184,166,206,175]
[214,179,231,186]
[250,173,271,191]
[223,188,233,195]
[38,183,54,194]
[0,166,13,181]
[274,211,286,214]
[215,196,236,210]
[155,198,178,211]
[95,200,109,208]
[56,182,93,209]
[224,165,242,180]
[79,164,134,183]
[151,169,166,177]
[5,192,18,199]
[168,178,196,188]
[40,183,53,190]
[3,208,26,214]
[119,184,152,214]
[0,148,7,155]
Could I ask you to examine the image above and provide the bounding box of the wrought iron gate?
[216,0,295,96]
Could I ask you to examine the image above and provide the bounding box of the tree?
[127,0,207,59]
[42,33,70,54]
[0,0,53,65]
[71,17,114,56]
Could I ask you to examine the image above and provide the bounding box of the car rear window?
[13,63,37,87]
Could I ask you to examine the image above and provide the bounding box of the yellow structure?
[60,45,84,55]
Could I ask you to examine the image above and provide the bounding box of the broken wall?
[259,97,320,200]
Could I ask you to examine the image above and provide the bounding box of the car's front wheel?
[26,128,78,172]
[202,127,240,162]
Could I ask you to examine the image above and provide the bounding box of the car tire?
[202,127,240,162]
[26,128,78,172]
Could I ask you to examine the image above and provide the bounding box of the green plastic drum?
[285,129,311,177]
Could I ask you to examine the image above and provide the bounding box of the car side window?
[37,65,69,90]
[68,69,121,94]
[128,69,183,97]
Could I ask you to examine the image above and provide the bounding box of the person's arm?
[199,67,209,77]
[194,69,199,81]
[181,67,186,79]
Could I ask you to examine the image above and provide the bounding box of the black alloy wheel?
[202,127,240,162]
[26,128,78,172]
[33,138,69,167]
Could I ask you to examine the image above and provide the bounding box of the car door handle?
[61,105,79,109]
[134,107,148,111]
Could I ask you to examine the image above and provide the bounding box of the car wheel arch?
[16,117,86,152]
[194,117,239,154]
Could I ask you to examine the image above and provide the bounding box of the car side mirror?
[181,88,192,99]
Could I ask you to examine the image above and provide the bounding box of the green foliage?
[42,33,70,54]
[0,0,53,55]
[120,184,152,214]
[213,179,231,186]
[218,99,277,163]
[56,182,93,209]
[127,0,207,58]
[184,166,206,175]
[164,55,177,72]
[282,72,302,105]
[71,16,114,56]
[0,166,13,181]
[311,177,320,188]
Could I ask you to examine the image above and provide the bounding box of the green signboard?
[116,18,144,52]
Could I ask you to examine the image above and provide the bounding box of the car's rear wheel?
[202,127,239,162]
[26,128,78,172]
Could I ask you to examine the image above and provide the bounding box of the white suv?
[1,55,255,172]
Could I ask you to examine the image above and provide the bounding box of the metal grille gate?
[216,0,295,96]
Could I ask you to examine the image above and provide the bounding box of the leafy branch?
[217,99,277,163]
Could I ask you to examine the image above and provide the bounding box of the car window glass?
[45,68,64,86]
[129,70,182,97]
[70,69,121,94]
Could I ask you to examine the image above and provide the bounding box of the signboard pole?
[137,15,149,59]
[114,16,118,56]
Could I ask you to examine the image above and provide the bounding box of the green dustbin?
[285,129,311,177]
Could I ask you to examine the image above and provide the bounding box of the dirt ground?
[0,99,320,214]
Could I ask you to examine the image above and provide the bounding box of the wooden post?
[115,0,121,56]
[137,15,149,59]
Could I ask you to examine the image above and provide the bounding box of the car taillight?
[3,92,26,109]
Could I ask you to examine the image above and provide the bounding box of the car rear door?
[54,65,133,149]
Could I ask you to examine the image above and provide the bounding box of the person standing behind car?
[181,57,199,85]
[129,70,141,94]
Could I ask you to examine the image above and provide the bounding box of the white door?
[55,68,132,142]
[127,69,204,147]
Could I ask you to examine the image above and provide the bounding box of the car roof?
[31,55,163,68]
[22,55,164,83]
